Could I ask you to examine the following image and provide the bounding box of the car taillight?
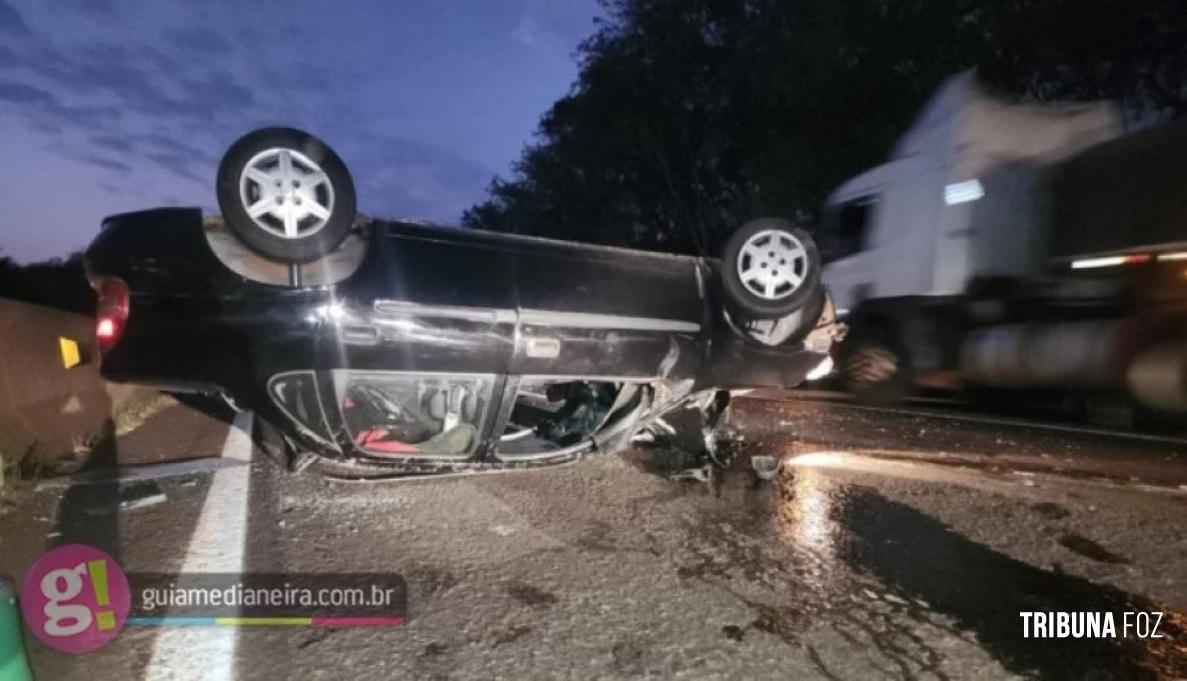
[94,277,129,352]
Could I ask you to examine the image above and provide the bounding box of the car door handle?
[525,337,561,359]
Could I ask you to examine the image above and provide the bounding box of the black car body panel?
[86,207,833,474]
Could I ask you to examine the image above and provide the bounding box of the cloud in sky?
[0,0,599,261]
[0,1,28,34]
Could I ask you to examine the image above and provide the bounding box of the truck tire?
[843,329,911,405]
[217,128,357,264]
[722,218,822,320]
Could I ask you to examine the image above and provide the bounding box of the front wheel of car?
[722,218,822,320]
[216,127,357,264]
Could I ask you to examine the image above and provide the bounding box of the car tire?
[722,218,821,320]
[216,127,356,264]
[843,330,911,405]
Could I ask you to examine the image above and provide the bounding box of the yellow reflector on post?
[59,336,81,369]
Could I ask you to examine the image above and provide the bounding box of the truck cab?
[820,156,944,315]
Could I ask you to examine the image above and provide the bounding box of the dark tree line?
[0,252,94,314]
[464,0,1187,255]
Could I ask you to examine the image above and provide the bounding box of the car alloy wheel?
[736,228,809,301]
[239,147,335,240]
[217,127,357,264]
[721,217,822,319]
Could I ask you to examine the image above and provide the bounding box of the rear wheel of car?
[722,218,821,320]
[216,128,356,264]
[843,330,911,405]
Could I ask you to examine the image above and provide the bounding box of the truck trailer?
[819,73,1187,417]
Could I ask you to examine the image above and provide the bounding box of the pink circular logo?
[20,544,130,653]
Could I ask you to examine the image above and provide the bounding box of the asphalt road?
[1,392,1185,680]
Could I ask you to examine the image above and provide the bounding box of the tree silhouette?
[0,250,94,314]
[464,0,1186,255]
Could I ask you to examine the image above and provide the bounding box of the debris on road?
[69,481,167,515]
[750,455,780,481]
[118,489,167,512]
[36,457,245,490]
[669,464,714,483]
[114,393,178,437]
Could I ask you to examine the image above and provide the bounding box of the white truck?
[819,73,1187,416]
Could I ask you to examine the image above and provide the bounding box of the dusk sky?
[0,0,601,262]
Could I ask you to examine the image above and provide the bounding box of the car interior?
[498,379,622,455]
[339,375,627,458]
[341,375,490,456]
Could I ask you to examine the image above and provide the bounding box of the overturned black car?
[84,128,842,477]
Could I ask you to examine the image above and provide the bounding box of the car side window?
[337,372,493,457]
[498,378,621,455]
[821,194,879,263]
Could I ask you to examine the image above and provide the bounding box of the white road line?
[145,411,253,681]
[786,449,1187,496]
[777,392,1187,446]
[825,400,1187,446]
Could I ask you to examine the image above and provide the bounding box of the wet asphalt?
[1,392,1185,680]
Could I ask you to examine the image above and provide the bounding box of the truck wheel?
[722,218,821,320]
[843,332,910,405]
[217,128,357,264]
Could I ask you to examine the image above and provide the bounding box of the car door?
[323,224,518,373]
[508,238,706,380]
[311,223,519,459]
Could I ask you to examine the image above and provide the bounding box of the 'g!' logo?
[21,545,129,653]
